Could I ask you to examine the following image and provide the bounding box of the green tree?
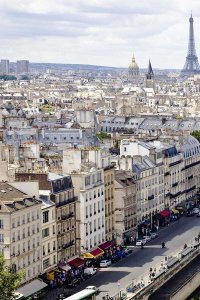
[0,255,24,300]
[191,130,200,142]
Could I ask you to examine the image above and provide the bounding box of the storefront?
[16,279,48,300]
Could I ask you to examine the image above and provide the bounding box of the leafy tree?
[96,132,111,142]
[0,255,24,300]
[191,130,200,142]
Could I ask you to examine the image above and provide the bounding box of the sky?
[0,0,200,69]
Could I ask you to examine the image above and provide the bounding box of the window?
[43,211,49,223]
[53,255,56,264]
[43,258,50,270]
[53,225,55,235]
[85,176,90,186]
[124,147,126,152]
[42,228,50,238]
[0,220,3,229]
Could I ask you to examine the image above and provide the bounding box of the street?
[45,216,200,300]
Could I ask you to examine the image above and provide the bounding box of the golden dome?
[129,54,139,70]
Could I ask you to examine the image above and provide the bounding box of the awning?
[58,264,71,272]
[172,208,179,214]
[160,210,170,218]
[68,257,85,268]
[83,247,104,259]
[16,279,48,298]
[99,241,113,250]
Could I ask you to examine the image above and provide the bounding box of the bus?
[64,286,98,300]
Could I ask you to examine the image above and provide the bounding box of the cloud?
[0,0,199,68]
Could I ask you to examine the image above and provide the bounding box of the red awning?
[68,257,85,268]
[99,241,113,250]
[160,210,170,218]
[90,247,104,257]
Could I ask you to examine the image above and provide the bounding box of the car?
[99,260,112,268]
[86,286,100,294]
[150,232,159,239]
[196,212,200,217]
[143,235,152,242]
[193,208,200,214]
[84,268,97,276]
[136,239,146,246]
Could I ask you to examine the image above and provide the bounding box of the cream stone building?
[114,170,137,245]
[15,172,78,263]
[0,182,42,283]
[41,199,57,273]
[63,148,105,253]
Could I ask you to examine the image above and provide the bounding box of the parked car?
[143,235,152,242]
[86,286,100,294]
[99,260,112,268]
[196,212,200,217]
[150,232,159,239]
[193,208,200,214]
[84,268,97,276]
[136,239,146,246]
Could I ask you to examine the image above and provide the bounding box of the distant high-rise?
[128,53,139,83]
[181,14,200,76]
[145,60,154,88]
[16,60,29,74]
[0,59,9,74]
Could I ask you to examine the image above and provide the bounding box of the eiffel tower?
[181,14,200,75]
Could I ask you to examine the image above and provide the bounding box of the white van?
[84,268,97,276]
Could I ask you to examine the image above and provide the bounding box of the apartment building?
[0,182,42,283]
[41,199,57,273]
[180,135,200,203]
[15,172,78,263]
[114,170,137,245]
[63,148,105,253]
[119,140,165,229]
[102,152,115,241]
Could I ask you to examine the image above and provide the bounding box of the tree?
[0,255,24,300]
[191,130,200,142]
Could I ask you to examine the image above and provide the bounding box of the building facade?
[114,170,137,245]
[0,182,42,283]
[63,148,106,253]
[41,199,57,273]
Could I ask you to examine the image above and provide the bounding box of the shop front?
[16,279,48,300]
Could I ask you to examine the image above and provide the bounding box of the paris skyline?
[1,0,200,69]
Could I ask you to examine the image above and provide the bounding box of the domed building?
[128,54,139,83]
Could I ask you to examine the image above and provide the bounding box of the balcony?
[61,212,74,220]
[56,196,78,208]
[169,160,182,167]
[62,240,74,249]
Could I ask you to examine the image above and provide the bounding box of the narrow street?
[45,216,200,300]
